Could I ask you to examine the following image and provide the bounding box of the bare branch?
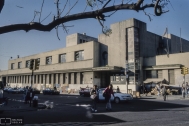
[102,0,111,9]
[56,26,60,40]
[39,0,45,22]
[65,0,79,16]
[0,2,165,34]
[41,12,52,23]
[60,0,69,16]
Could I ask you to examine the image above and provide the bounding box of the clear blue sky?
[0,0,189,70]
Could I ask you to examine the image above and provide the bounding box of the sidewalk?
[60,92,80,96]
[140,94,189,100]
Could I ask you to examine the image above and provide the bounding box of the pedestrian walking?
[29,88,34,107]
[24,87,29,104]
[185,82,189,97]
[182,85,186,99]
[104,84,115,111]
[162,85,167,101]
[90,85,98,112]
[116,86,120,93]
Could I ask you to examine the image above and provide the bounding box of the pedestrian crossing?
[24,122,118,126]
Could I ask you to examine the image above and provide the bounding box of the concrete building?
[1,18,189,93]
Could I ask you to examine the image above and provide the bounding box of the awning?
[144,64,182,70]
[143,78,164,84]
[92,66,122,71]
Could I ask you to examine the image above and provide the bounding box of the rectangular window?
[146,70,158,78]
[26,60,30,68]
[59,54,66,63]
[38,75,40,84]
[158,70,162,78]
[58,74,60,84]
[74,73,77,84]
[168,70,175,85]
[75,50,84,61]
[49,74,51,84]
[18,62,22,69]
[46,56,52,65]
[36,58,40,65]
[129,76,134,84]
[80,73,84,84]
[28,75,30,84]
[68,73,71,84]
[54,74,56,84]
[63,73,66,84]
[41,75,43,84]
[80,39,82,43]
[34,75,36,84]
[11,63,14,69]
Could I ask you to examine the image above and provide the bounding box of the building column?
[60,73,63,84]
[51,74,54,86]
[77,73,81,84]
[56,74,59,84]
[46,74,49,84]
[36,75,38,84]
[65,73,69,84]
[39,75,41,84]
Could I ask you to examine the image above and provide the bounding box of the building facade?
[1,19,189,93]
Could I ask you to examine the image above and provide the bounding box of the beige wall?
[1,41,99,76]
[156,52,189,67]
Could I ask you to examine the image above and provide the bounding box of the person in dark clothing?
[28,88,34,107]
[54,86,57,91]
[24,87,29,104]
[162,85,167,101]
[90,85,98,112]
[104,84,114,111]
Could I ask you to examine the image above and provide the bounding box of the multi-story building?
[1,18,189,93]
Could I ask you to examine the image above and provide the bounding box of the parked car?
[3,87,11,92]
[17,88,25,94]
[32,89,40,94]
[97,88,133,103]
[7,88,18,94]
[79,87,91,97]
[43,88,60,95]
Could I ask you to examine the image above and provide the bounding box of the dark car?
[43,88,60,95]
[79,88,91,97]
[32,89,40,94]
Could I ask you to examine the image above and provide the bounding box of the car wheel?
[114,97,120,104]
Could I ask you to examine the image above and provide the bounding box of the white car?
[97,88,133,103]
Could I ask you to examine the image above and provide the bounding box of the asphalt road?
[1,93,189,126]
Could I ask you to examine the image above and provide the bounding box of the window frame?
[18,62,22,69]
[59,53,66,63]
[75,50,84,61]
[46,56,52,65]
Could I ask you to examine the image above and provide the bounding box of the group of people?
[24,87,35,106]
[90,84,115,112]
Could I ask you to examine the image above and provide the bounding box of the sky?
[0,0,189,70]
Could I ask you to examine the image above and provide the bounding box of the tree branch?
[0,2,159,34]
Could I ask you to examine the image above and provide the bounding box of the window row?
[7,72,84,84]
[10,50,84,69]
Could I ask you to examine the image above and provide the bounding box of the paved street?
[0,93,189,126]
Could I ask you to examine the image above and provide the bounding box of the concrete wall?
[3,41,99,76]
[156,52,189,67]
[98,18,147,68]
[66,33,98,47]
